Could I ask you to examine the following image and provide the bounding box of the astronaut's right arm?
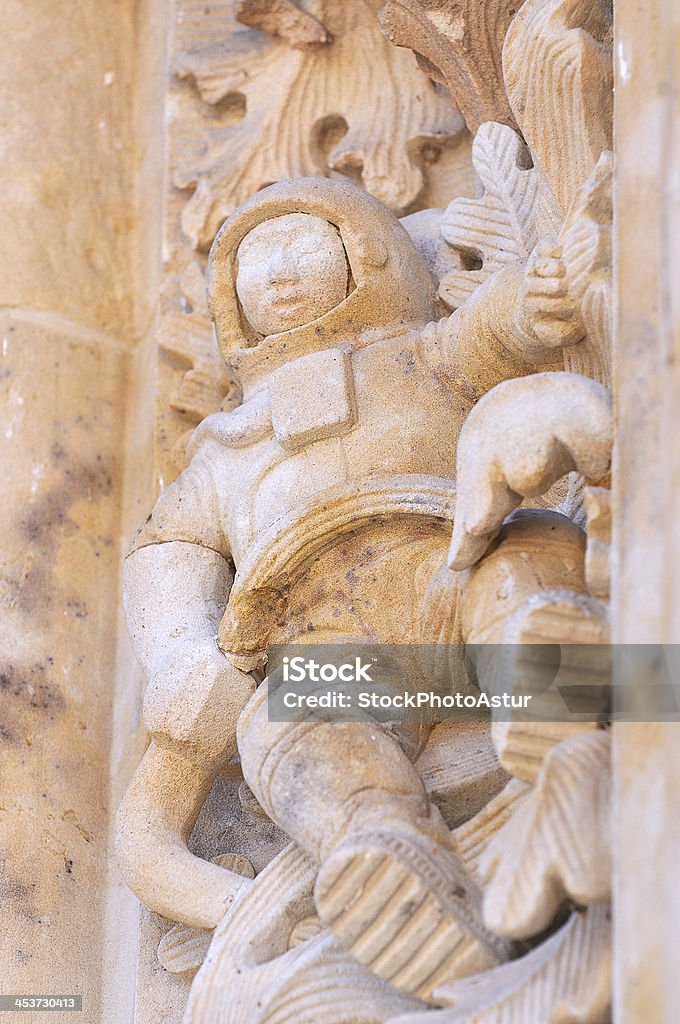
[117,446,257,928]
[123,446,255,767]
[124,543,255,770]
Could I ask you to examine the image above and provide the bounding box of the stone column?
[613,0,680,1021]
[0,3,167,1022]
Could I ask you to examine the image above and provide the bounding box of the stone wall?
[612,1,680,1020]
[0,3,167,1021]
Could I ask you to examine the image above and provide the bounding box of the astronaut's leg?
[237,683,510,1005]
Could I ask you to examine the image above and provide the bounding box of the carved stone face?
[236,213,349,337]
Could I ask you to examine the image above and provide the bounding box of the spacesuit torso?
[207,329,466,563]
[132,178,532,661]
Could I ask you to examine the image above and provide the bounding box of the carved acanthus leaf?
[502,0,613,218]
[479,730,611,941]
[452,779,532,887]
[438,123,542,309]
[558,151,613,386]
[379,0,521,132]
[436,0,613,330]
[174,1,464,250]
[391,905,611,1023]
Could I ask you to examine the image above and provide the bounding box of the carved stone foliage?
[438,0,613,387]
[395,906,611,1023]
[176,0,465,250]
[438,122,541,309]
[503,0,613,219]
[379,0,522,133]
[121,1,615,1022]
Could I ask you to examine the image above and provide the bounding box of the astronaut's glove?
[516,240,585,358]
[143,636,256,763]
[448,372,612,571]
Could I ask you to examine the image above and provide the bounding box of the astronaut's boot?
[313,787,511,1004]
[238,685,512,1005]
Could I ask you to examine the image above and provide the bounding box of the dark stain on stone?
[21,456,113,546]
[0,662,66,743]
[0,723,16,744]
[346,568,360,589]
[0,664,65,710]
[0,870,37,922]
[13,559,53,615]
[67,600,88,620]
[396,350,417,376]
[16,450,116,615]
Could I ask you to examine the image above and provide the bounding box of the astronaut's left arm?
[422,243,583,402]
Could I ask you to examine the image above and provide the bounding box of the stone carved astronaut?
[118,178,585,1004]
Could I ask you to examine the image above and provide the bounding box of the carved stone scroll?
[479,729,611,940]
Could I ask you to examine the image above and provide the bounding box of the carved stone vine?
[120,1,615,1021]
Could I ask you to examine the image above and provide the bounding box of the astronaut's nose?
[266,247,298,285]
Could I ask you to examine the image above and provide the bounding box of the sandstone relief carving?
[379,0,520,132]
[160,0,479,484]
[175,0,465,250]
[118,0,614,1021]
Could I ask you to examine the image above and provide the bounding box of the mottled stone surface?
[0,315,126,1017]
[0,2,166,1021]
[613,1,680,1021]
[1,1,679,1022]
[0,6,138,340]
